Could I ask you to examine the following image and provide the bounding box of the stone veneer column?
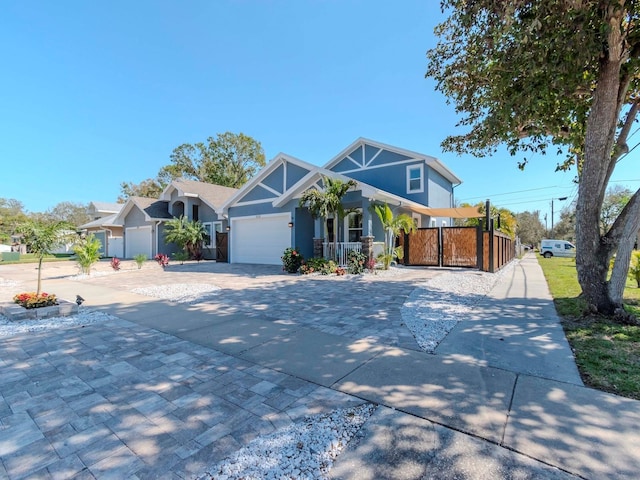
[313,238,324,258]
[360,236,374,260]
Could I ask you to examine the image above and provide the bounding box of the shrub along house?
[221,138,464,265]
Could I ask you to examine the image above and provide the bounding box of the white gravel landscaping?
[402,261,516,352]
[0,277,21,287]
[131,283,222,303]
[200,404,377,480]
[0,309,119,336]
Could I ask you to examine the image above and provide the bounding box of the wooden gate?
[404,228,440,266]
[404,225,512,271]
[442,227,477,267]
[215,232,228,262]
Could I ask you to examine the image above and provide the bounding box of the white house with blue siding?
[222,138,463,265]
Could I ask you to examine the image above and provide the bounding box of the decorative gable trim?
[256,182,282,197]
[324,137,462,186]
[221,153,315,214]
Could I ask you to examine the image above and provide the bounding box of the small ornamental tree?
[16,220,73,295]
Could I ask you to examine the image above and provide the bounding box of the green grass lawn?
[538,255,640,400]
[0,253,75,265]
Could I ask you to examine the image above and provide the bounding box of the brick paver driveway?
[0,260,440,479]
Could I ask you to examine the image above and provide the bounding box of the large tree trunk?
[576,6,625,315]
[608,191,640,306]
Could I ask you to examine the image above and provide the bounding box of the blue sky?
[1,1,637,226]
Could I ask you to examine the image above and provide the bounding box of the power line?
[458,185,573,202]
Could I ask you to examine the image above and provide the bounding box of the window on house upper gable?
[406,164,424,194]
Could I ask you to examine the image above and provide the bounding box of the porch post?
[360,236,374,260]
[362,199,373,236]
[313,238,324,258]
[314,217,323,238]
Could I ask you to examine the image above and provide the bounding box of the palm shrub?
[15,220,73,295]
[164,215,207,259]
[370,203,417,269]
[298,176,357,262]
[133,253,147,269]
[73,234,102,275]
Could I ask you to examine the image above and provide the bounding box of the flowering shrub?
[282,247,304,273]
[300,257,327,275]
[110,257,121,271]
[154,253,169,268]
[13,292,58,309]
[365,257,377,273]
[299,263,315,275]
[347,250,367,275]
[335,266,346,276]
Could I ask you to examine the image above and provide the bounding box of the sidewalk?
[1,254,639,479]
[331,254,640,479]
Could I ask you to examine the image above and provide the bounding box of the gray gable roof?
[89,202,123,214]
[162,179,239,211]
[79,213,119,229]
[129,197,173,220]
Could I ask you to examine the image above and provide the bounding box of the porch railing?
[323,242,362,266]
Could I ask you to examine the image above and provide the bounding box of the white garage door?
[231,215,291,265]
[125,226,152,259]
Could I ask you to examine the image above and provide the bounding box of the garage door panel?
[232,215,290,265]
[126,227,152,259]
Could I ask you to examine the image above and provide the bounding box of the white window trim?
[412,213,422,228]
[343,209,363,242]
[406,164,424,194]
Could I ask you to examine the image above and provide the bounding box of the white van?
[540,239,576,258]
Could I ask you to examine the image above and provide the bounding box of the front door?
[216,232,228,262]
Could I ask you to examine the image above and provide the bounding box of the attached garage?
[230,214,291,265]
[125,226,152,259]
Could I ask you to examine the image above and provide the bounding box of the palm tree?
[164,215,207,259]
[371,203,417,269]
[298,176,357,261]
[16,220,73,294]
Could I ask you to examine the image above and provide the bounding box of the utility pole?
[550,197,568,237]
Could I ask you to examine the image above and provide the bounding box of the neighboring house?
[221,137,463,265]
[107,179,238,260]
[80,202,125,258]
